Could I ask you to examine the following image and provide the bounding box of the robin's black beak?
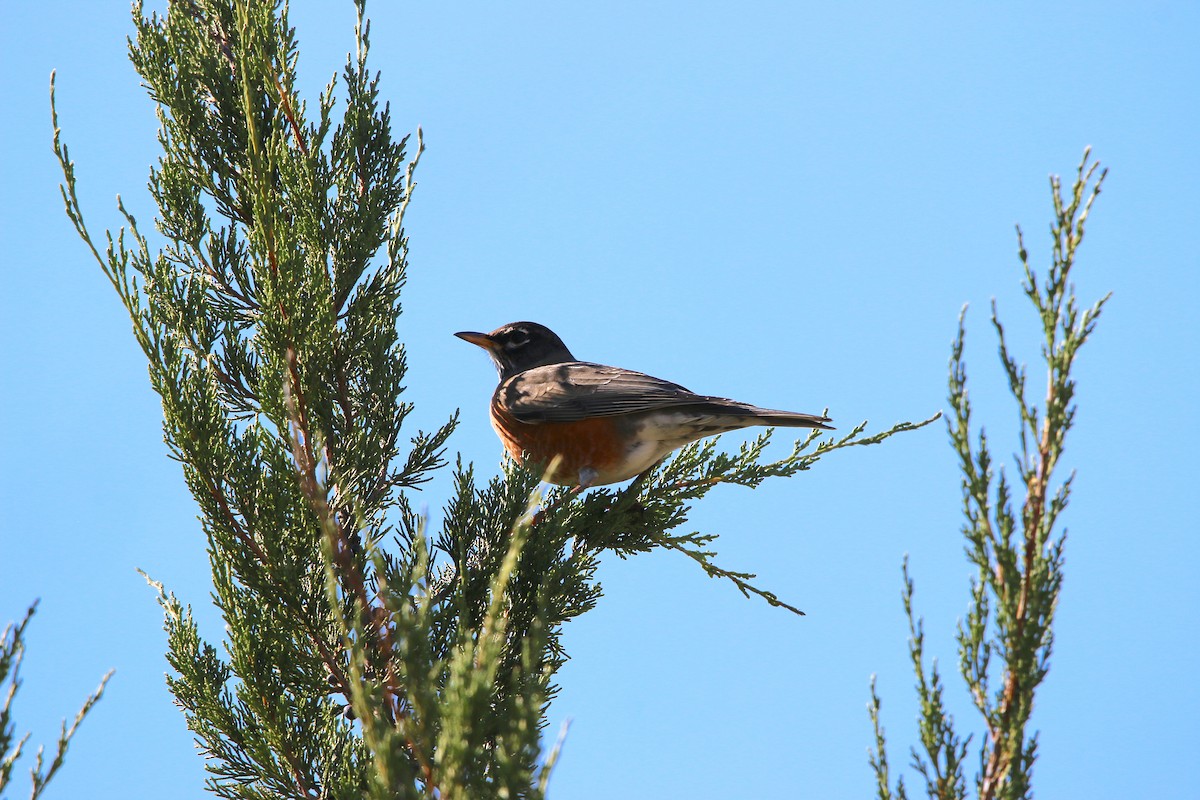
[454,331,496,351]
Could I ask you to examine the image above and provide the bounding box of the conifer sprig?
[870,149,1108,800]
[523,415,940,617]
[0,603,112,800]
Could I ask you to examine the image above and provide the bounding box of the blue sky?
[2,2,1197,798]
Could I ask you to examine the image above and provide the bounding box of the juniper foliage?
[53,2,930,797]
[868,151,1108,800]
[0,602,111,800]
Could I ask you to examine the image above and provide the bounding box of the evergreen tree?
[52,2,929,797]
[868,151,1108,800]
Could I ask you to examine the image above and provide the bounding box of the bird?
[455,321,833,488]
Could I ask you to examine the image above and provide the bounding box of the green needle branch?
[869,150,1109,800]
[0,603,112,800]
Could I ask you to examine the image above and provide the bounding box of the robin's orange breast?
[489,400,628,486]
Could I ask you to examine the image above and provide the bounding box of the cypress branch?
[0,602,112,800]
[869,149,1108,800]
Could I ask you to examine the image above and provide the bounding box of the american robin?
[456,322,833,488]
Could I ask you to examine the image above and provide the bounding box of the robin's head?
[455,321,577,379]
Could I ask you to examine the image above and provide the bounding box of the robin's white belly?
[589,438,678,485]
[589,412,746,485]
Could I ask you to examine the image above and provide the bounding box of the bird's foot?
[577,466,599,490]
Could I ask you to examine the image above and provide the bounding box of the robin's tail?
[690,398,834,430]
[745,408,834,430]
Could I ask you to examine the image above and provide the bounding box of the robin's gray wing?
[498,362,698,422]
[498,362,833,429]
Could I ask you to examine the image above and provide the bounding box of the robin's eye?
[505,333,529,349]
